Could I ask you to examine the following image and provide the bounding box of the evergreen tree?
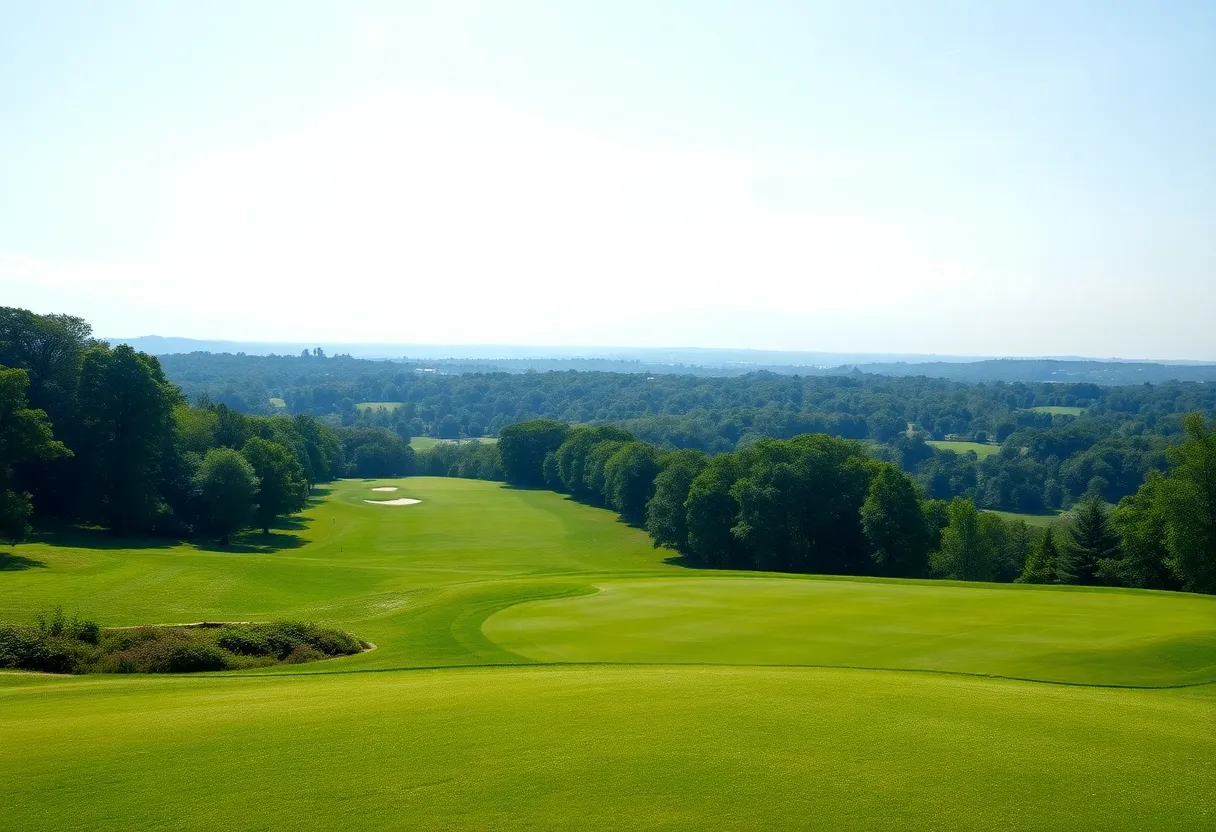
[1058,499,1120,585]
[1017,526,1058,584]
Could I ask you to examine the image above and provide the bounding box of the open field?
[409,435,498,450]
[268,397,286,408]
[355,401,404,412]
[3,477,1214,830]
[986,508,1066,528]
[927,439,1001,458]
[1030,405,1087,416]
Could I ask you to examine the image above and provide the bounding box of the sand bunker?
[364,498,421,506]
[370,486,399,492]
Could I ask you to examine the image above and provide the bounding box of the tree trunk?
[220,531,229,547]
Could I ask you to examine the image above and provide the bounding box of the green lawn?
[927,439,1001,458]
[355,400,404,412]
[268,397,286,408]
[1031,405,1087,416]
[2,477,1214,830]
[410,435,498,450]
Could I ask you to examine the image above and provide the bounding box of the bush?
[0,613,362,674]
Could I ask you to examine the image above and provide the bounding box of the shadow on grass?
[29,526,178,551]
[662,554,718,570]
[191,530,308,555]
[0,552,47,571]
[26,522,309,556]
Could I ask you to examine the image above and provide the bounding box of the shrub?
[0,613,361,674]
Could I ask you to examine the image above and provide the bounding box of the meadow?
[355,400,404,412]
[1030,405,1087,416]
[2,477,1214,830]
[409,435,498,450]
[926,438,1001,458]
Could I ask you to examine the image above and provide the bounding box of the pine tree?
[1058,499,1120,585]
[1017,526,1058,584]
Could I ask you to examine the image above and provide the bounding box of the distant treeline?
[149,349,1216,515]
[496,418,1216,594]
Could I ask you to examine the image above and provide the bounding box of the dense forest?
[3,307,1213,594]
[151,349,1216,515]
[495,417,1216,594]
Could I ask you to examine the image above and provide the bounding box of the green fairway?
[2,477,1214,830]
[1030,405,1087,416]
[927,439,1001,458]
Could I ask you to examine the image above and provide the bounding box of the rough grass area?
[0,612,362,674]
[355,401,404,412]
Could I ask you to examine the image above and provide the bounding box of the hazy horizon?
[4,2,1214,359]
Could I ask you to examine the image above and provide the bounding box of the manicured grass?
[355,401,403,412]
[486,577,1216,686]
[410,435,498,450]
[3,667,1212,832]
[927,439,1001,458]
[1031,405,1087,416]
[2,477,1214,830]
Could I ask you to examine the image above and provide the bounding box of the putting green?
[2,477,1214,831]
[485,577,1216,686]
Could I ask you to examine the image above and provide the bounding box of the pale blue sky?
[2,1,1213,358]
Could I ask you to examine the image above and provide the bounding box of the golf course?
[3,477,1214,831]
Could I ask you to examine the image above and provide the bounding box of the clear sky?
[2,1,1213,358]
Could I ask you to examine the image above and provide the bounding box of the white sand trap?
[370,486,399,492]
[364,498,421,506]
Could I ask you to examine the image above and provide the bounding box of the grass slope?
[2,477,1214,830]
[486,577,1216,685]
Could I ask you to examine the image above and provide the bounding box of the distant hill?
[108,336,1216,384]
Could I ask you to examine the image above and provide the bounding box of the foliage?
[241,438,309,534]
[1161,414,1216,593]
[0,615,361,674]
[196,448,258,545]
[1018,527,1059,584]
[1058,499,1121,585]
[861,463,931,577]
[0,368,69,543]
[931,498,994,581]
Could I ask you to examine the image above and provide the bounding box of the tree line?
[498,417,1216,594]
[0,309,483,545]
